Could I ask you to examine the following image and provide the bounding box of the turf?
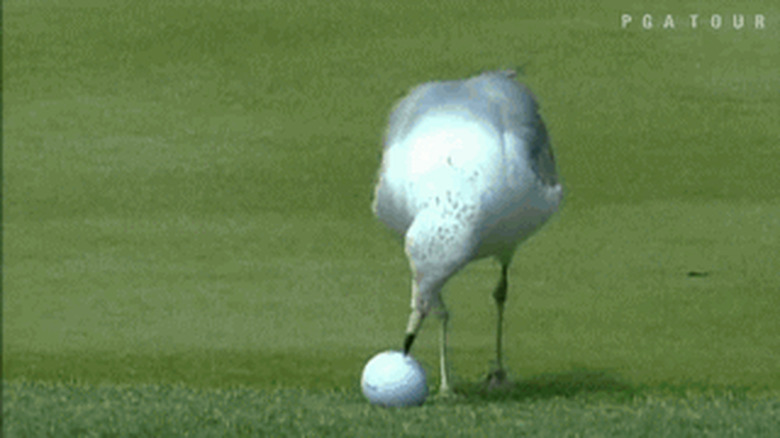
[3,0,779,435]
[5,381,779,437]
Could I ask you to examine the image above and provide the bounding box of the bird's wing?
[466,72,559,187]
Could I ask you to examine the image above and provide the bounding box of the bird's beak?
[403,308,425,355]
[403,334,416,355]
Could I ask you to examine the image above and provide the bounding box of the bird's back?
[373,71,562,261]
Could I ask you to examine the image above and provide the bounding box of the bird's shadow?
[453,368,637,403]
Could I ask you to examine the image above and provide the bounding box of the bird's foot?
[485,368,514,391]
[434,385,460,401]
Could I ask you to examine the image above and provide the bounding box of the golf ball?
[361,350,428,407]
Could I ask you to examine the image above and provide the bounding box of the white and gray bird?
[372,70,563,394]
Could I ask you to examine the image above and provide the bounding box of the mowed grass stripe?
[4,381,779,438]
[5,202,778,390]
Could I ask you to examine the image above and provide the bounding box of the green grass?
[4,202,778,391]
[5,380,779,437]
[3,0,779,435]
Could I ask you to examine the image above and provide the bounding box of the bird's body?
[372,70,562,393]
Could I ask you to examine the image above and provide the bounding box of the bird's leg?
[488,264,509,387]
[436,305,453,396]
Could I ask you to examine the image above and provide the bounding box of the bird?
[371,69,563,395]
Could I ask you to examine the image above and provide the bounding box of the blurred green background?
[4,1,778,392]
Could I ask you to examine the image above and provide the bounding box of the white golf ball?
[361,350,428,407]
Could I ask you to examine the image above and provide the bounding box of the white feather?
[371,70,563,391]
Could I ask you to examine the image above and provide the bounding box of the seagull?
[372,70,562,394]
